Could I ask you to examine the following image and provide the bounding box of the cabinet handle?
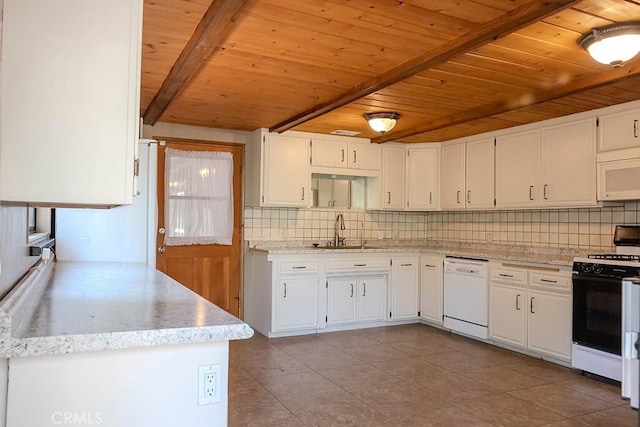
[301,187,305,200]
[543,184,548,200]
[354,263,367,267]
[387,192,391,204]
[467,190,471,204]
[341,149,345,163]
[401,263,412,267]
[292,266,307,269]
[635,119,638,138]
[516,294,521,311]
[499,273,514,278]
[363,283,366,297]
[429,192,432,204]
[540,278,557,283]
[424,264,436,268]
[529,185,534,201]
[456,190,461,204]
[353,150,357,164]
[530,297,535,314]
[350,283,354,298]
[283,283,287,298]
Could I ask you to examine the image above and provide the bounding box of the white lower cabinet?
[277,277,319,331]
[419,255,444,324]
[326,276,386,326]
[390,257,420,320]
[489,264,572,361]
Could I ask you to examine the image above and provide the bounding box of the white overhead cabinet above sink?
[0,0,142,206]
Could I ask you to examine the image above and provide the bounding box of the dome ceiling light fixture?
[363,111,400,134]
[578,21,640,67]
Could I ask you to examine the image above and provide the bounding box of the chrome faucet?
[334,213,346,247]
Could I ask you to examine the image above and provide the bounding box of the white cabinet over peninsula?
[0,261,253,427]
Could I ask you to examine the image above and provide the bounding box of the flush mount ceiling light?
[578,22,640,67]
[363,112,400,134]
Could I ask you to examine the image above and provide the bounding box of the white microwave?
[597,148,640,201]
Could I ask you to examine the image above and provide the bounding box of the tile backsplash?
[244,202,640,251]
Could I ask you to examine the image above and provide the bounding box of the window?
[27,206,53,243]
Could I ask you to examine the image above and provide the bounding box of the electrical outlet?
[198,364,222,405]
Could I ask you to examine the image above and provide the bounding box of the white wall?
[6,342,229,427]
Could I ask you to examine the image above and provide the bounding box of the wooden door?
[156,139,243,317]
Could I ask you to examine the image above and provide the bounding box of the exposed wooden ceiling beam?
[143,0,251,125]
[373,64,640,143]
[269,0,580,134]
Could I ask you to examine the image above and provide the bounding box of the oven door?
[573,273,621,355]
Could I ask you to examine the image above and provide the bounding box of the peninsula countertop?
[0,262,253,358]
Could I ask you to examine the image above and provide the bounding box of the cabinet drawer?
[490,266,527,285]
[530,271,571,290]
[326,258,390,273]
[278,261,318,274]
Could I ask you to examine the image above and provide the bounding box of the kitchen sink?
[312,244,381,250]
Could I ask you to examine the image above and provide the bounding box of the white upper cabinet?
[262,134,310,207]
[597,108,640,152]
[465,138,495,209]
[495,130,540,208]
[381,146,406,210]
[407,146,440,210]
[441,143,466,210]
[541,119,596,207]
[310,138,380,171]
[0,0,142,206]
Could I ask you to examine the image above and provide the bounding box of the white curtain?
[164,148,233,246]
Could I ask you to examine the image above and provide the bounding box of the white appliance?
[597,147,640,201]
[623,277,640,408]
[443,257,489,339]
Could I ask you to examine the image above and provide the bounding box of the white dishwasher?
[443,257,489,339]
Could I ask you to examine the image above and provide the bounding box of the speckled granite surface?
[0,262,253,358]
[249,240,586,266]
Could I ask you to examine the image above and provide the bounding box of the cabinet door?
[391,257,419,320]
[598,109,640,152]
[311,138,347,167]
[0,0,142,205]
[441,143,466,210]
[489,284,526,347]
[327,277,357,325]
[495,130,539,208]
[541,119,596,207]
[276,277,318,331]
[407,147,440,210]
[263,134,309,207]
[527,290,572,360]
[350,143,381,170]
[357,276,386,322]
[420,256,443,324]
[466,138,495,209]
[382,146,406,210]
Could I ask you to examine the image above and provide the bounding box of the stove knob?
[581,263,592,273]
[593,264,603,274]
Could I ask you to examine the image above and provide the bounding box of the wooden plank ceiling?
[141,0,640,143]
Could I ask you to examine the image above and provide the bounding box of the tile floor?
[228,324,637,426]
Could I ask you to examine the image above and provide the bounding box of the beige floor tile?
[271,336,337,355]
[557,376,628,405]
[315,363,398,392]
[455,392,565,426]
[421,350,496,372]
[343,343,411,363]
[462,365,550,391]
[349,380,450,418]
[256,371,342,400]
[281,392,388,426]
[363,325,432,344]
[508,383,615,418]
[543,405,638,426]
[230,344,290,364]
[370,356,449,381]
[228,402,304,427]
[388,406,497,427]
[387,338,456,356]
[410,371,500,403]
[318,331,379,349]
[463,345,532,365]
[292,349,361,370]
[240,351,311,380]
[507,358,579,383]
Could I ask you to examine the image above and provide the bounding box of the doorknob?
[157,246,166,254]
[158,227,166,234]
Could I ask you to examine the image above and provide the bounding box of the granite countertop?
[249,240,585,267]
[0,262,253,358]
